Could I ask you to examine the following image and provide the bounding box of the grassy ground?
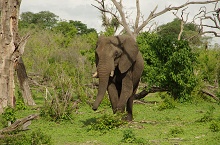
[1,94,220,145]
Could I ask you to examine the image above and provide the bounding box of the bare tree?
[0,0,35,113]
[194,3,220,37]
[93,0,220,40]
[172,8,189,40]
[15,57,36,106]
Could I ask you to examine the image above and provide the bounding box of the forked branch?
[93,0,219,39]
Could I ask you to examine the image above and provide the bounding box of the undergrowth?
[0,129,52,145]
[197,105,215,122]
[158,93,177,110]
[88,113,127,133]
[121,129,147,144]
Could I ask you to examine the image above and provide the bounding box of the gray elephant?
[92,35,144,121]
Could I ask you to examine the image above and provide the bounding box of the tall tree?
[19,11,59,29]
[0,0,34,113]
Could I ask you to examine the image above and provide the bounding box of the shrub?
[121,129,147,144]
[158,93,177,111]
[2,107,16,127]
[40,95,76,122]
[16,100,27,111]
[137,32,197,102]
[89,113,127,133]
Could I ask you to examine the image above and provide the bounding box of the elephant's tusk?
[110,70,114,77]
[92,71,98,78]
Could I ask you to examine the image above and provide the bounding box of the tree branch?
[92,1,123,26]
[136,0,219,34]
[93,0,219,39]
[134,0,140,33]
[134,87,168,100]
[201,89,219,101]
[111,0,134,38]
[194,2,220,37]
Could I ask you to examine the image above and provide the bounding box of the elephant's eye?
[114,51,121,58]
[114,52,119,58]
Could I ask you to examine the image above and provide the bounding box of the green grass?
[1,95,220,145]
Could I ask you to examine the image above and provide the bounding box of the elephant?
[92,35,144,121]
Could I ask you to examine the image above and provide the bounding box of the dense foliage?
[19,11,59,29]
[18,11,98,121]
[196,49,220,86]
[157,18,202,45]
[137,32,198,101]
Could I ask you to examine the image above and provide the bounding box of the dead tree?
[0,114,39,135]
[194,2,220,37]
[15,57,36,105]
[0,0,35,113]
[93,0,219,40]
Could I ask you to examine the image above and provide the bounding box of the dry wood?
[134,87,168,100]
[15,57,36,106]
[201,89,219,101]
[93,0,219,39]
[0,114,39,134]
[0,0,33,113]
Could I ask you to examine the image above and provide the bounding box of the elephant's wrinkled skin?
[92,35,144,121]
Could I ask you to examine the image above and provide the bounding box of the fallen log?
[201,89,219,101]
[134,87,168,100]
[0,114,39,134]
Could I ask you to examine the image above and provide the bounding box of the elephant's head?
[92,35,139,111]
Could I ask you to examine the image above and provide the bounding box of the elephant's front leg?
[117,72,133,113]
[107,82,119,114]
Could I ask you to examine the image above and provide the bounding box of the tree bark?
[15,57,36,105]
[0,0,31,113]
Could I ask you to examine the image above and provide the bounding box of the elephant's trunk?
[92,66,110,111]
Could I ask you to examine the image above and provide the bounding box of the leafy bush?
[2,107,16,126]
[40,73,77,122]
[121,129,147,144]
[88,113,127,133]
[137,32,197,101]
[16,100,27,111]
[158,93,177,111]
[1,101,26,127]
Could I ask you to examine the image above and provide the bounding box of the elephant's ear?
[119,36,139,73]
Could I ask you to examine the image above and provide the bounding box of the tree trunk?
[0,0,30,113]
[15,57,36,105]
